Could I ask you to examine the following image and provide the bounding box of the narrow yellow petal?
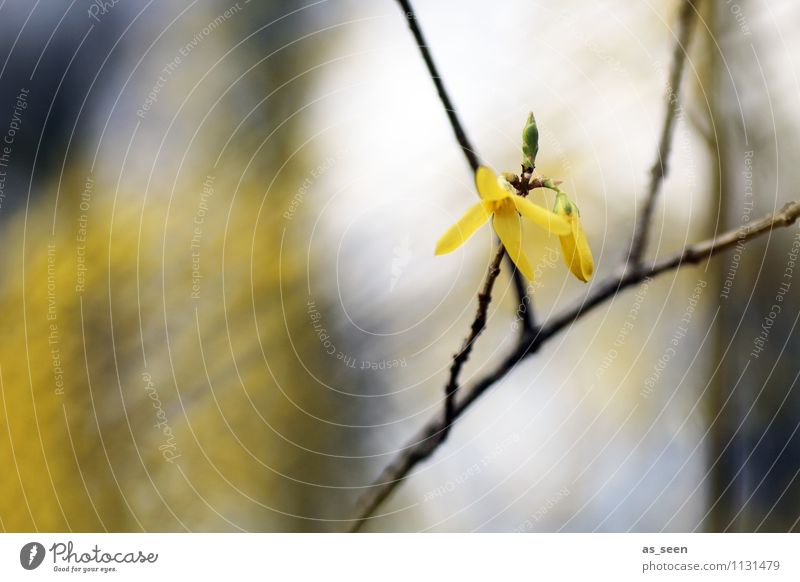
[475,166,511,202]
[560,213,594,282]
[435,202,492,255]
[572,215,594,281]
[493,205,534,281]
[513,196,571,235]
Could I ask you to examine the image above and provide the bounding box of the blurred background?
[0,0,798,532]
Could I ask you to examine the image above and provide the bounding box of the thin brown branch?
[395,0,479,173]
[444,246,506,435]
[348,200,800,532]
[627,0,700,267]
[510,267,535,332]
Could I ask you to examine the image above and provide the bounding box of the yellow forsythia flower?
[554,192,594,282]
[435,166,570,280]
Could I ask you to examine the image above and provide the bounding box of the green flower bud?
[522,112,539,170]
[553,191,573,215]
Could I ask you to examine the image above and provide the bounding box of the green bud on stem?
[522,112,539,170]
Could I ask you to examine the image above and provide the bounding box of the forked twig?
[443,246,506,435]
[349,201,800,532]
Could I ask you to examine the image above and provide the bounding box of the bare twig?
[395,0,479,172]
[510,266,535,332]
[444,246,506,435]
[627,0,700,267]
[348,201,800,531]
[395,0,535,331]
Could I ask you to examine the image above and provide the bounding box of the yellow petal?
[513,196,571,235]
[435,202,492,255]
[560,213,594,282]
[493,205,534,281]
[475,166,512,202]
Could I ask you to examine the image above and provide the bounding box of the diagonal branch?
[348,200,800,532]
[627,0,701,267]
[395,0,479,172]
[395,0,535,332]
